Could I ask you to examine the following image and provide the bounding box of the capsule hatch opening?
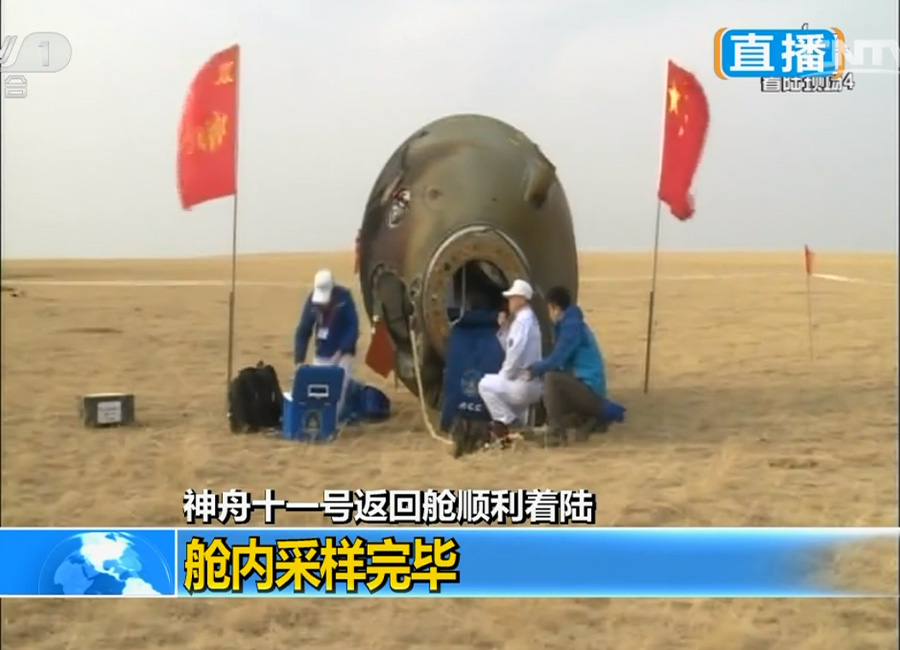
[445,260,509,322]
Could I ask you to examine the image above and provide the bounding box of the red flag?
[365,320,395,378]
[804,245,815,275]
[177,45,239,210]
[658,60,710,220]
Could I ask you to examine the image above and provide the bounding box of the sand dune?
[1,252,896,650]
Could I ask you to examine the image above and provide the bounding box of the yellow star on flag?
[668,85,681,113]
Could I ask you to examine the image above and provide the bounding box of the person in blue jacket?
[294,269,359,411]
[525,285,608,444]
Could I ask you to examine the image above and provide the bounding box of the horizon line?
[1,248,897,264]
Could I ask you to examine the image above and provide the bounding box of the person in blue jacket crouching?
[294,268,359,414]
[525,285,608,446]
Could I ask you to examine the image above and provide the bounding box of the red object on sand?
[365,319,394,378]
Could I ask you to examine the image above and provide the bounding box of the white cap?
[502,279,533,301]
[311,269,334,304]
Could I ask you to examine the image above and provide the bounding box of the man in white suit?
[477,279,543,442]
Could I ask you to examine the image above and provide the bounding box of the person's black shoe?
[490,421,510,440]
[489,421,508,448]
[572,418,593,441]
[487,421,525,450]
[470,421,491,453]
[451,421,467,459]
[452,421,491,457]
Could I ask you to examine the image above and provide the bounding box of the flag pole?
[226,194,238,399]
[805,270,814,360]
[804,247,814,360]
[642,60,670,394]
[642,201,663,393]
[225,56,240,406]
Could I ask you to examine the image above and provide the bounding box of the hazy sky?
[1,0,897,258]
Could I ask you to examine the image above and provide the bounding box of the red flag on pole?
[177,45,239,209]
[804,245,815,275]
[657,60,710,220]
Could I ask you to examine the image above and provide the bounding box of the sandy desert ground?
[0,251,897,650]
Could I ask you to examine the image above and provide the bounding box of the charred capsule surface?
[358,114,578,406]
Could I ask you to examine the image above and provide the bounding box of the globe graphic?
[38,532,172,595]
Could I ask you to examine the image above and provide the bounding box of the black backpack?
[228,361,284,433]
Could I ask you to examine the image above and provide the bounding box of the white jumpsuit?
[477,305,543,425]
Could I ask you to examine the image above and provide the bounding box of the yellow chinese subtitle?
[183,535,461,595]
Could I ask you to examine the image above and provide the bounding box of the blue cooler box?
[282,365,345,442]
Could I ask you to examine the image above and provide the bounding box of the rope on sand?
[408,320,453,446]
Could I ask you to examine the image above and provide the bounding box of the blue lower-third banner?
[0,528,176,596]
[0,527,896,597]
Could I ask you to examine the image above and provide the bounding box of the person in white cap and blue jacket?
[477,278,544,443]
[294,269,359,411]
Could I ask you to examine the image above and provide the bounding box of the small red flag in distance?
[658,60,711,220]
[804,245,815,275]
[177,44,239,210]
